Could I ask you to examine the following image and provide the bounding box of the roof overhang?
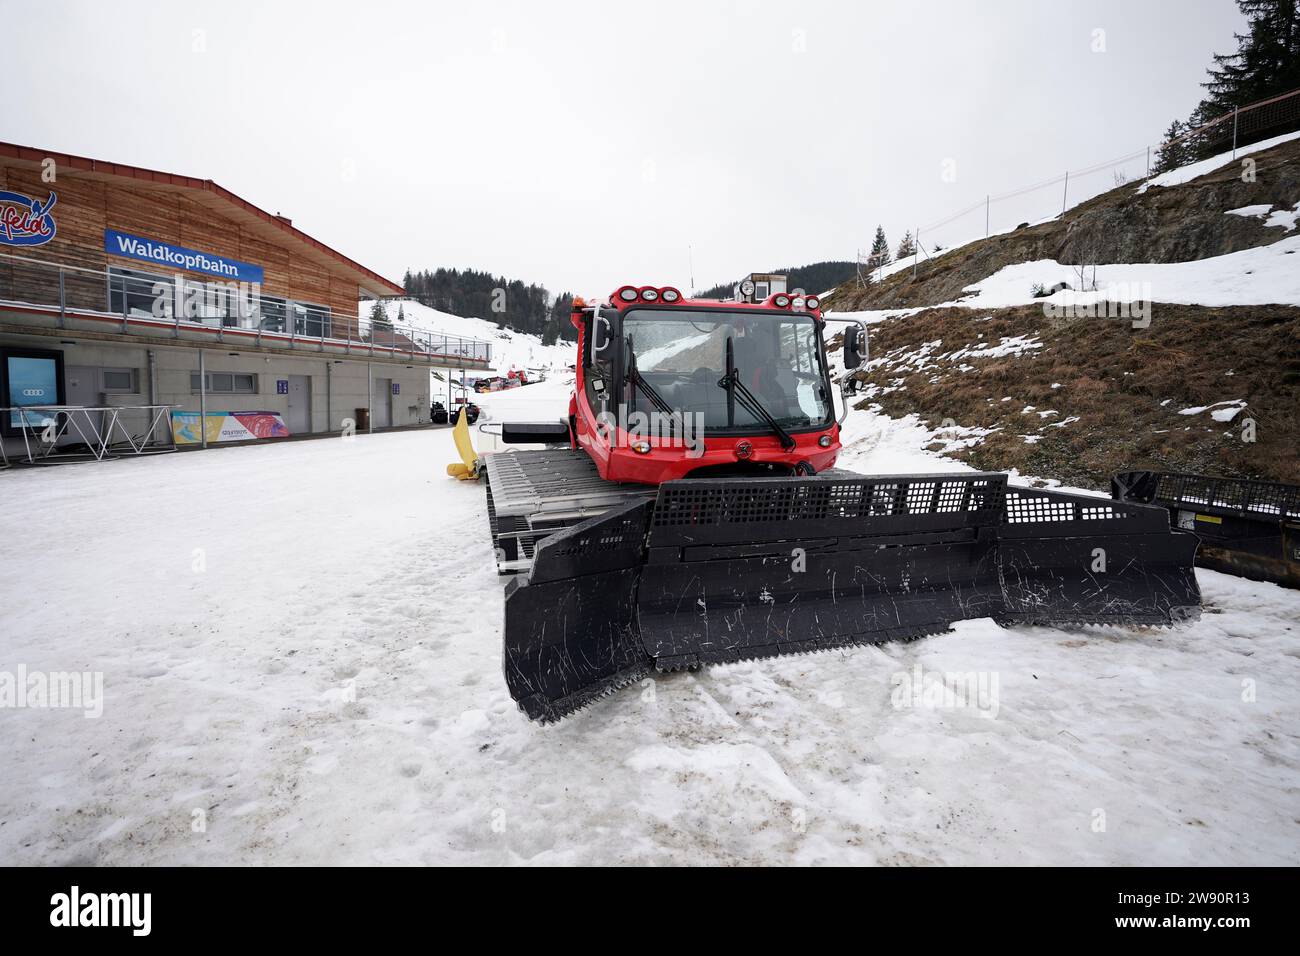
[0,142,405,298]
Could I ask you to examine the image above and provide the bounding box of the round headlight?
[818,434,832,447]
[617,286,639,302]
[806,296,820,310]
[740,279,755,296]
[640,288,659,301]
[773,294,791,308]
[631,440,652,454]
[661,288,681,303]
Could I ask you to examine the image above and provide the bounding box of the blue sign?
[277,379,289,394]
[0,190,57,246]
[391,383,400,395]
[104,229,264,283]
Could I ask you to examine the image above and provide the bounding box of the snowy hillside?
[363,298,574,375]
[824,124,1300,488]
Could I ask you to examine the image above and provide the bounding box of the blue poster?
[6,355,59,428]
[104,229,264,283]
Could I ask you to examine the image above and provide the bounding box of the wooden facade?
[0,144,402,338]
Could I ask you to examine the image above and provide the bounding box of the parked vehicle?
[449,402,480,424]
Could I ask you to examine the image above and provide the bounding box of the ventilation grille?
[1154,473,1299,518]
[652,475,1006,528]
[1005,489,1129,524]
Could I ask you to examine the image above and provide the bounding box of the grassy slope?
[853,304,1300,488]
[831,137,1300,488]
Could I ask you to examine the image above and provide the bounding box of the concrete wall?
[1,331,431,457]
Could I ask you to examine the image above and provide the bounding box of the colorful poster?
[171,410,290,444]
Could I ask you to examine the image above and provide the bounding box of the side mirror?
[843,325,866,370]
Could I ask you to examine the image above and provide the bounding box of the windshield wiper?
[718,336,796,451]
[625,335,677,419]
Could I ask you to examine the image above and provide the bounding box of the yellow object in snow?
[446,409,482,480]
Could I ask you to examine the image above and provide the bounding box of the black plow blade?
[502,473,1202,722]
[1113,470,1300,589]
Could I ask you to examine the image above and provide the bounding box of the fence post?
[913,226,919,278]
[1061,171,1069,215]
[198,348,208,450]
[985,195,990,237]
[1146,145,1151,176]
[1232,106,1239,160]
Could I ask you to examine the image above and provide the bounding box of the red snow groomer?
[449,284,1201,722]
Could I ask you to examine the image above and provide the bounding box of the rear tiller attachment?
[504,472,1201,722]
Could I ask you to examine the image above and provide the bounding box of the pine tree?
[1184,0,1300,157]
[369,300,392,329]
[1202,0,1300,114]
[1152,120,1193,174]
[869,226,891,269]
[396,304,406,325]
[895,230,916,260]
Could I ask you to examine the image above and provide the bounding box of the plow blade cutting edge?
[502,472,1201,723]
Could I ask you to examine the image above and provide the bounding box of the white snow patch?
[959,235,1300,308]
[1178,400,1247,422]
[1225,204,1274,219]
[1136,130,1300,193]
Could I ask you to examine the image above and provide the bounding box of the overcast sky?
[5,0,1245,298]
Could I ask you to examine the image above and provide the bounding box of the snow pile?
[958,234,1300,308]
[363,298,574,375]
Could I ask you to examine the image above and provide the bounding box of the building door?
[64,365,103,447]
[373,377,391,428]
[286,374,311,434]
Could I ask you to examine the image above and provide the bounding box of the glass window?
[622,309,830,430]
[289,301,330,338]
[190,371,258,394]
[101,368,136,392]
[108,267,171,318]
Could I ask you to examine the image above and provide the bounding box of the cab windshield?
[621,309,831,430]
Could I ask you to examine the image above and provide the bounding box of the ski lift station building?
[0,142,490,462]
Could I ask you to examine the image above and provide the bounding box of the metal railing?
[0,251,492,368]
[0,403,175,465]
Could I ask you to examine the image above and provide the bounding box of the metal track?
[483,448,656,573]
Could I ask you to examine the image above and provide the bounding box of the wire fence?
[869,86,1300,278]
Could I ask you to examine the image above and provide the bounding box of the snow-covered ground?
[2,388,1297,865]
